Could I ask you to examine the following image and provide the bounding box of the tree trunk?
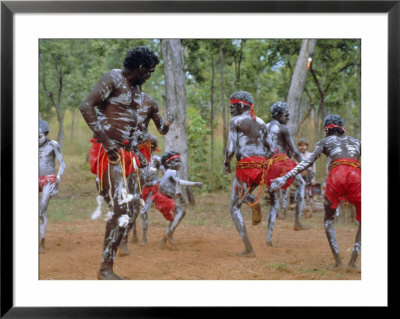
[315,99,326,138]
[219,40,228,154]
[287,39,316,138]
[161,39,194,204]
[56,109,65,151]
[210,55,216,172]
[70,108,82,142]
[356,66,361,140]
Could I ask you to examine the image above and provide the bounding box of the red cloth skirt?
[265,153,297,190]
[152,192,175,221]
[39,174,57,192]
[325,158,361,221]
[138,139,152,162]
[142,184,159,201]
[89,139,139,179]
[236,156,268,187]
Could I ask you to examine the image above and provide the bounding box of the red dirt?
[40,205,361,280]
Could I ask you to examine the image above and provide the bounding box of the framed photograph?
[1,0,395,316]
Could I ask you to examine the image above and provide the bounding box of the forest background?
[39,38,361,201]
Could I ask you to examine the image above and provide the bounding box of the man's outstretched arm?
[270,141,324,191]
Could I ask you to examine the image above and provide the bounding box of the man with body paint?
[39,119,66,253]
[146,151,203,245]
[130,134,165,246]
[264,102,310,246]
[223,91,272,257]
[271,114,361,271]
[80,46,159,280]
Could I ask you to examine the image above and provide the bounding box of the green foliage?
[305,39,361,137]
[186,108,232,192]
[187,108,210,180]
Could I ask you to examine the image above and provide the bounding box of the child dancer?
[148,151,203,245]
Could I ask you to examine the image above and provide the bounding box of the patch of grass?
[267,263,291,272]
[214,218,229,225]
[62,225,74,235]
[302,268,328,276]
[186,219,207,226]
[48,195,103,222]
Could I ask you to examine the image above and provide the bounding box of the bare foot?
[293,223,311,231]
[118,241,130,257]
[97,269,124,280]
[266,240,273,247]
[166,234,176,245]
[160,236,167,247]
[329,263,345,271]
[237,249,256,257]
[139,239,147,246]
[346,265,361,273]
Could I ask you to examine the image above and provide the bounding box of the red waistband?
[329,158,361,170]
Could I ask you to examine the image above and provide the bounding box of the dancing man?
[271,115,361,271]
[80,46,159,279]
[39,119,66,253]
[264,102,309,247]
[223,91,271,257]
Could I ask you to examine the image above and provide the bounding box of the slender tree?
[210,55,216,171]
[219,40,228,154]
[161,39,194,203]
[287,39,316,137]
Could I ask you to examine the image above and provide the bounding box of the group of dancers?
[39,46,361,280]
[223,91,361,273]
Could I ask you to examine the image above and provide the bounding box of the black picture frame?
[1,1,395,317]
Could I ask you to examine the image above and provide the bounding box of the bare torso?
[309,135,361,170]
[141,154,163,184]
[283,134,361,179]
[265,119,302,162]
[39,140,58,176]
[225,111,269,162]
[92,69,143,145]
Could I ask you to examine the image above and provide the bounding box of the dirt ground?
[40,194,361,280]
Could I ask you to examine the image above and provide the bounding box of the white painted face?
[298,143,308,153]
[168,157,182,170]
[39,129,47,146]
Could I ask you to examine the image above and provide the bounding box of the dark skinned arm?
[79,72,119,162]
[146,94,174,135]
[282,125,303,163]
[223,120,237,173]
